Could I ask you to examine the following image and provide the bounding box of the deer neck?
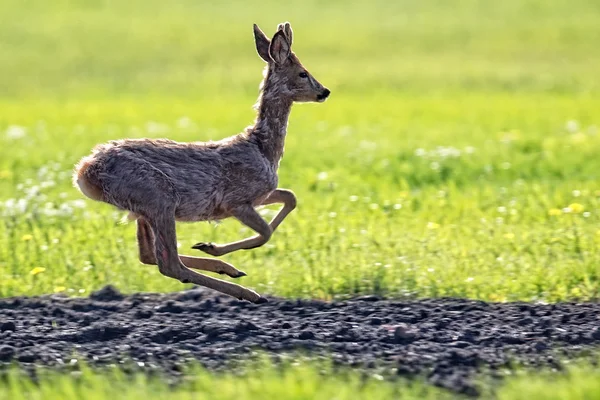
[250,73,293,168]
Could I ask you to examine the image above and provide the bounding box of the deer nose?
[317,88,330,101]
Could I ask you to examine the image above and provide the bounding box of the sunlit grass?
[2,358,600,400]
[1,95,600,302]
[498,363,600,400]
[0,360,449,400]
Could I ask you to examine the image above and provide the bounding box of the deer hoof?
[254,296,269,304]
[192,242,221,256]
[217,269,246,278]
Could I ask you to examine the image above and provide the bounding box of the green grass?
[0,361,449,400]
[498,362,600,400]
[2,360,600,400]
[4,96,600,302]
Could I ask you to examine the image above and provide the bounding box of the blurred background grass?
[1,0,599,98]
[0,0,600,302]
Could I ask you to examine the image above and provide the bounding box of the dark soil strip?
[1,286,599,396]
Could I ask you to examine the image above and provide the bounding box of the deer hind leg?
[179,255,247,278]
[192,188,296,257]
[136,217,246,278]
[146,213,265,303]
[137,217,157,265]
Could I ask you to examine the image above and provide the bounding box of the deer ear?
[269,30,290,64]
[253,24,271,62]
[277,22,293,47]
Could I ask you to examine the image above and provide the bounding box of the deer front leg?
[136,217,246,278]
[147,213,266,303]
[192,189,296,256]
[193,204,271,256]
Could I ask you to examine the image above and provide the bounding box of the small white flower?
[316,171,328,181]
[40,180,55,189]
[58,203,74,216]
[37,166,49,178]
[337,126,353,136]
[177,117,193,129]
[5,125,27,139]
[436,146,461,159]
[259,208,276,218]
[359,140,377,150]
[16,199,27,213]
[70,199,87,209]
[146,121,170,135]
[566,120,579,133]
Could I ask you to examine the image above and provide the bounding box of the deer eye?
[299,72,308,78]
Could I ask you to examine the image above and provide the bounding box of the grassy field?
[1,0,600,397]
[0,361,445,400]
[1,361,600,400]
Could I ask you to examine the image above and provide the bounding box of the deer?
[72,22,330,304]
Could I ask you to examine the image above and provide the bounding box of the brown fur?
[74,159,104,201]
[72,22,330,303]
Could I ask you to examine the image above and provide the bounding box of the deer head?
[253,22,330,103]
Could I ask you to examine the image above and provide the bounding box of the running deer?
[73,22,330,303]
